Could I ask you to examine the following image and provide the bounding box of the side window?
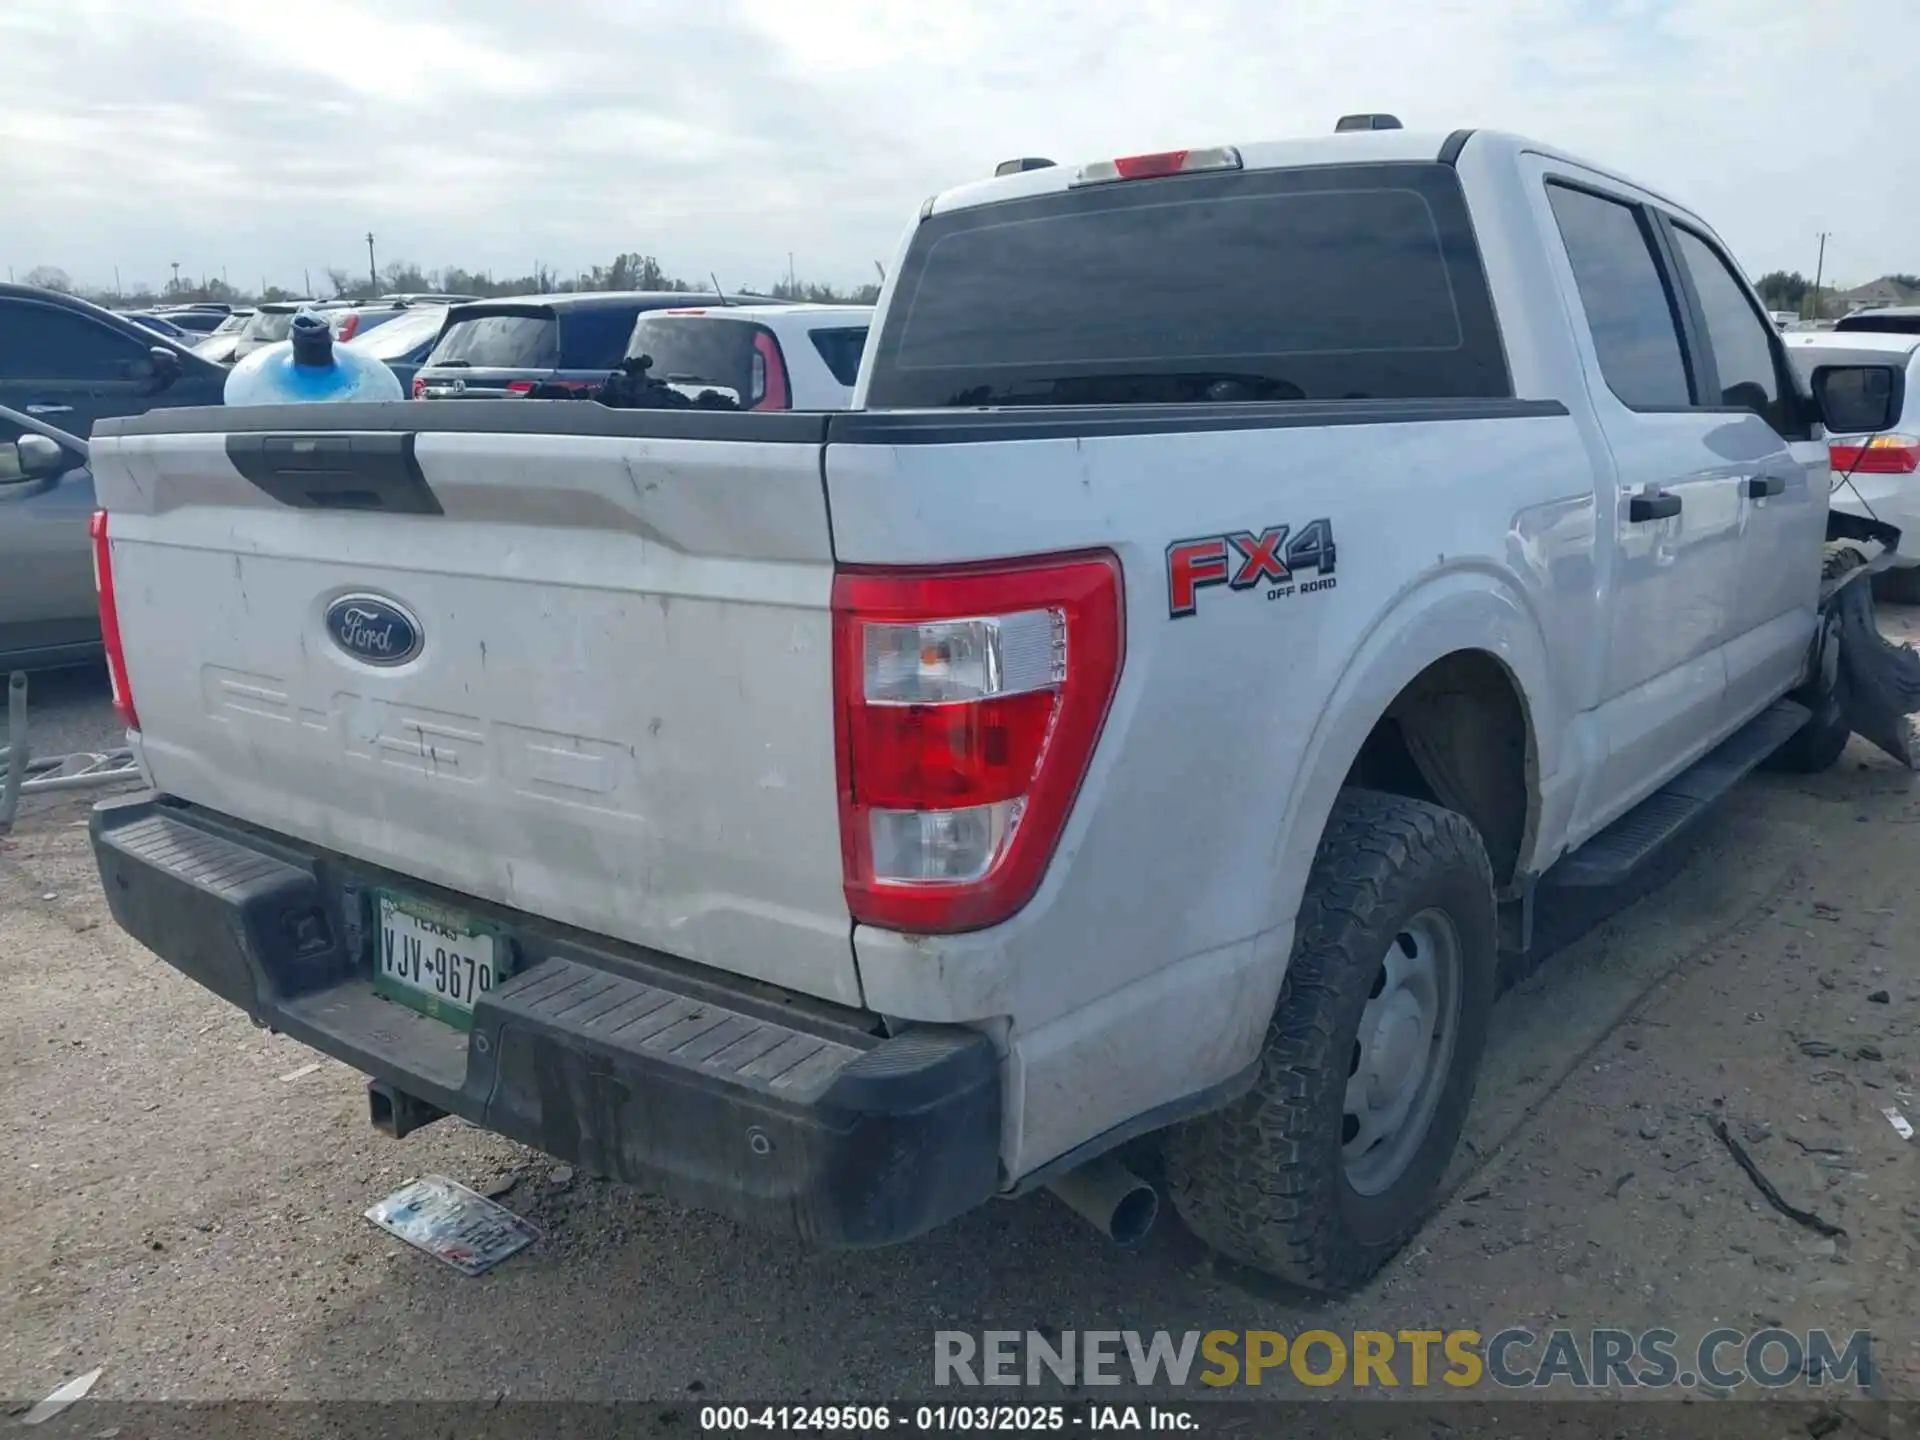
[0,304,152,383]
[1669,227,1793,434]
[1545,183,1693,410]
[0,302,35,380]
[809,327,868,387]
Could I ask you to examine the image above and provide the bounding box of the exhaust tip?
[1108,1180,1159,1247]
[1045,1154,1160,1247]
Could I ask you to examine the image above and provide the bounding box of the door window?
[1670,226,1794,434]
[0,301,153,382]
[1545,183,1693,411]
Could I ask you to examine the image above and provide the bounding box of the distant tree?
[1890,273,1920,291]
[325,267,356,299]
[1755,270,1809,310]
[22,265,73,292]
[379,261,432,295]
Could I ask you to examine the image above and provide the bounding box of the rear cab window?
[628,314,759,401]
[862,161,1511,408]
[626,314,801,408]
[428,309,559,368]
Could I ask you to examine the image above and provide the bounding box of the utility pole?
[114,265,122,298]
[366,232,378,293]
[1811,232,1830,321]
[787,251,796,295]
[304,268,312,298]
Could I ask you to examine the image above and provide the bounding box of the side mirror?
[1813,363,1904,435]
[146,345,183,394]
[0,433,72,490]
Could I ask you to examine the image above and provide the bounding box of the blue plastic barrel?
[224,312,404,406]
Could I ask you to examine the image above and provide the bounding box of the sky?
[0,0,1907,297]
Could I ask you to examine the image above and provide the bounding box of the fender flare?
[1263,565,1562,934]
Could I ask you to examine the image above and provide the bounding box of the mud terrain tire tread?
[1163,788,1496,1295]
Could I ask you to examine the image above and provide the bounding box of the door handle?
[24,403,73,416]
[1745,474,1785,499]
[1629,488,1682,523]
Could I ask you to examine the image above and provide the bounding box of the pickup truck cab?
[84,124,1907,1293]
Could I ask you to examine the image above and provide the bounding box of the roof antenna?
[709,271,728,305]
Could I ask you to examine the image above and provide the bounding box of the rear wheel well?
[1341,651,1535,889]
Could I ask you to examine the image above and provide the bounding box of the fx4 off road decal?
[1166,519,1337,618]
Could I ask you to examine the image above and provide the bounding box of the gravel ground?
[4,640,1919,1413]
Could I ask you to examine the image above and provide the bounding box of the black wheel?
[1765,596,1851,776]
[1768,674,1851,774]
[1872,565,1920,606]
[1163,789,1496,1294]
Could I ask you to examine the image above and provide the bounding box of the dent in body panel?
[1001,930,1282,1178]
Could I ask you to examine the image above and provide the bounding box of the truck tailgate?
[87,405,861,1007]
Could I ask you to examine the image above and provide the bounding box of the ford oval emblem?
[325,593,423,667]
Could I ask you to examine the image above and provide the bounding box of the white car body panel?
[90,127,1842,1184]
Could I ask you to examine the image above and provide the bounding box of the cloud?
[0,0,1905,294]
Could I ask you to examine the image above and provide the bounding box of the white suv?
[1788,329,1920,599]
[625,303,871,410]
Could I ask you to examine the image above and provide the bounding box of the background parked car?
[153,307,230,335]
[230,301,317,360]
[0,284,226,435]
[192,309,256,365]
[123,311,193,342]
[1786,328,1920,601]
[328,299,437,342]
[625,303,871,409]
[411,291,788,399]
[340,303,450,393]
[1834,306,1920,336]
[0,405,97,671]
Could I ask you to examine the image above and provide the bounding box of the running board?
[1544,701,1810,889]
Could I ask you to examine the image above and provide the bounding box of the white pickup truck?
[83,122,1913,1294]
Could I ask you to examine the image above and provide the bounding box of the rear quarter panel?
[827,405,1595,1172]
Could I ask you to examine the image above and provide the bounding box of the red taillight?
[336,315,360,341]
[1072,145,1243,187]
[507,379,536,395]
[90,510,138,730]
[411,377,426,398]
[832,551,1124,933]
[750,330,790,411]
[1831,435,1920,474]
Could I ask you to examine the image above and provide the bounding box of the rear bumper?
[90,793,1002,1247]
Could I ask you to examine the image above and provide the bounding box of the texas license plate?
[372,892,503,1029]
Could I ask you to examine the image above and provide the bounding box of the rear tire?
[1163,789,1496,1295]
